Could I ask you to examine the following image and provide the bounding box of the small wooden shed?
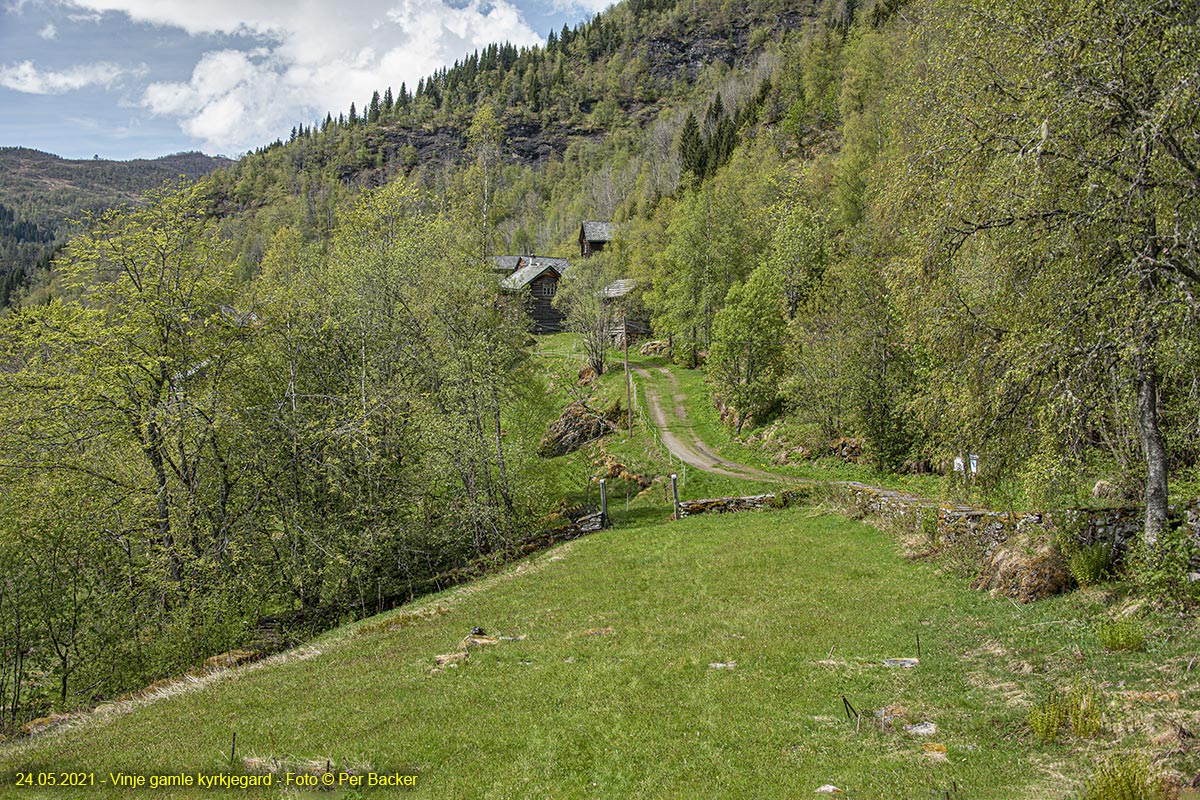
[579,221,613,258]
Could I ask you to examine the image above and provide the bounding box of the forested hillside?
[0,148,232,305]
[1,0,1198,740]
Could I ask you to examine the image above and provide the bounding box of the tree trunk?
[1136,357,1169,546]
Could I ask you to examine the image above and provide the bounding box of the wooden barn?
[496,255,572,333]
[579,221,613,258]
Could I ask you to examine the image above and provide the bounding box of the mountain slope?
[0,148,233,305]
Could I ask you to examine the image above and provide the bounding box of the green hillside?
[4,508,1194,799]
[0,148,232,305]
[2,0,1199,791]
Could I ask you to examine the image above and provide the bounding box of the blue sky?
[0,0,605,161]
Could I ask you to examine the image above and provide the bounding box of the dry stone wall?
[675,480,1152,558]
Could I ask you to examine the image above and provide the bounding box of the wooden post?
[671,473,680,520]
[599,478,608,528]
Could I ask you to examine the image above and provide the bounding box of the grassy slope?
[4,508,1196,799]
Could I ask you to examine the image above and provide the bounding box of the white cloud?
[0,60,138,93]
[38,22,58,39]
[547,0,610,14]
[56,0,545,153]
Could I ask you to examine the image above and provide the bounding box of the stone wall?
[674,480,1149,558]
[675,489,813,519]
[824,481,1146,556]
[677,494,775,517]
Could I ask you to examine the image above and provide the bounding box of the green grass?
[4,509,1197,799]
[531,335,942,508]
[1096,617,1147,653]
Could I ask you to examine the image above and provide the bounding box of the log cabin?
[496,255,572,333]
[579,221,613,257]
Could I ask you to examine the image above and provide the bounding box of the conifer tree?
[678,112,704,179]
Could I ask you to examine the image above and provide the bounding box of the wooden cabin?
[579,221,613,258]
[497,255,572,333]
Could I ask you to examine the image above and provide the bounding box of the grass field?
[4,508,1196,799]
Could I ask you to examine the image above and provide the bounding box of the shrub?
[1097,618,1147,653]
[1067,542,1113,587]
[1127,526,1200,608]
[1081,755,1169,800]
[920,506,939,546]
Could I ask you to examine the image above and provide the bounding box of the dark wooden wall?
[528,274,566,333]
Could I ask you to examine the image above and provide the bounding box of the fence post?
[599,478,608,528]
[671,473,680,520]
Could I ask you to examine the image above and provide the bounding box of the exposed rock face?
[970,534,1074,603]
[539,401,623,457]
[642,8,817,84]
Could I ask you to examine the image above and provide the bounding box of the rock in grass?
[461,634,499,648]
[875,705,906,727]
[814,786,843,794]
[434,651,468,668]
[539,401,621,457]
[882,658,920,669]
[708,660,737,669]
[970,533,1072,602]
[905,721,937,736]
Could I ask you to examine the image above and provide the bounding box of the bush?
[1067,542,1113,587]
[1127,526,1200,607]
[920,506,939,546]
[1081,755,1169,800]
[1096,618,1147,653]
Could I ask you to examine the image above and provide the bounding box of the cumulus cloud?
[547,0,611,14]
[0,59,138,93]
[56,0,545,153]
[38,22,58,39]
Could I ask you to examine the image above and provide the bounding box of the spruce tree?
[679,112,704,179]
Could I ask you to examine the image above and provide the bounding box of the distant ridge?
[0,147,233,306]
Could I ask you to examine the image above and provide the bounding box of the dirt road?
[634,366,787,483]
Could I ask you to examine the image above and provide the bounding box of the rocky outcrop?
[970,534,1073,603]
[539,401,624,457]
